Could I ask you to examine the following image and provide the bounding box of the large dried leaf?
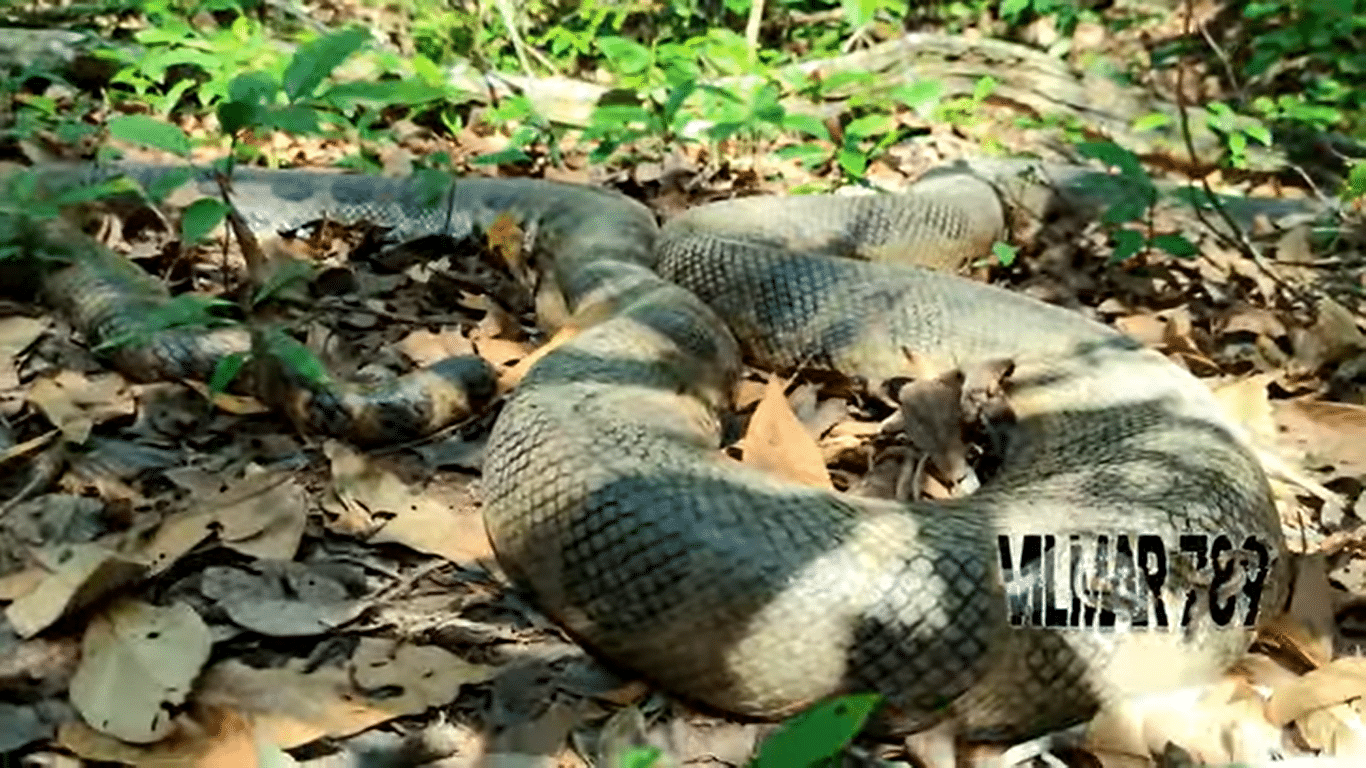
[322,440,495,565]
[1274,399,1366,478]
[200,561,363,637]
[1266,657,1366,726]
[5,544,147,638]
[351,637,498,714]
[68,599,212,743]
[27,371,135,444]
[740,376,831,489]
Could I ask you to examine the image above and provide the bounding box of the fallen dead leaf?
[740,375,832,489]
[27,371,135,445]
[1274,399,1366,479]
[1266,657,1366,727]
[68,599,212,743]
[399,327,477,366]
[0,315,46,390]
[200,561,363,637]
[323,440,495,564]
[350,637,499,714]
[5,544,147,638]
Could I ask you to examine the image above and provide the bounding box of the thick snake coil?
[21,161,1291,739]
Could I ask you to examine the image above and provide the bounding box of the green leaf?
[253,258,315,305]
[597,36,652,75]
[107,115,191,157]
[1344,161,1366,201]
[218,100,268,135]
[145,167,196,204]
[1150,233,1199,258]
[229,71,279,106]
[619,746,661,768]
[889,80,943,117]
[209,352,248,394]
[661,80,697,125]
[470,147,532,166]
[836,147,867,177]
[1131,112,1172,132]
[283,27,369,102]
[991,241,1018,266]
[1109,229,1145,263]
[782,113,830,140]
[265,105,322,134]
[844,114,893,139]
[1077,140,1144,177]
[181,197,230,243]
[1000,0,1031,21]
[751,694,881,768]
[971,75,997,102]
[774,143,831,168]
[262,328,332,389]
[1244,121,1272,146]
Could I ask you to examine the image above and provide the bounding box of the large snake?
[12,159,1300,740]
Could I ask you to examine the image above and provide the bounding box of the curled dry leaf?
[4,543,147,638]
[68,599,212,743]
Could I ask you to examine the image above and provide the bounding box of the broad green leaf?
[262,329,333,390]
[180,197,230,243]
[781,114,830,140]
[597,36,652,75]
[750,694,881,768]
[836,147,867,177]
[992,241,1018,266]
[1150,233,1199,258]
[890,80,943,116]
[470,147,532,166]
[229,71,278,106]
[1244,121,1272,146]
[1131,112,1172,132]
[845,114,893,139]
[218,100,268,135]
[145,167,196,203]
[774,143,831,168]
[210,352,248,394]
[107,115,191,157]
[265,105,322,134]
[620,746,660,768]
[283,27,369,102]
[661,80,697,124]
[1109,229,1145,263]
[1077,140,1145,177]
[1001,0,1031,21]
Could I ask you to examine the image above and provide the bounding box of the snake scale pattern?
[18,161,1291,740]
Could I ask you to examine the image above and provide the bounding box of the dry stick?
[1175,0,1311,306]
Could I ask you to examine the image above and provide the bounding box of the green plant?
[1073,141,1199,263]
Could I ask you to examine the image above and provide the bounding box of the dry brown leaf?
[0,315,46,390]
[323,441,494,564]
[1212,375,1277,445]
[1274,399,1366,478]
[398,327,477,366]
[1261,553,1336,669]
[27,371,135,444]
[192,709,262,768]
[58,718,213,767]
[1267,657,1366,726]
[5,544,147,638]
[204,472,308,561]
[200,562,363,637]
[196,658,402,748]
[1293,297,1366,372]
[740,375,832,489]
[69,599,212,743]
[0,565,46,602]
[350,637,498,714]
[1296,702,1366,756]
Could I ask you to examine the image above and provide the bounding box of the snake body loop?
[23,162,1291,738]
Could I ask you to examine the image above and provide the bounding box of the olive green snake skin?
[17,160,1297,739]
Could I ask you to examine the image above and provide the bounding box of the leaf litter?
[2,23,1366,768]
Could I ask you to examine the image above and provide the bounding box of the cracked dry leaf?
[200,562,363,637]
[27,371,136,444]
[351,637,498,714]
[740,375,831,489]
[323,440,495,564]
[68,599,212,743]
[5,543,147,638]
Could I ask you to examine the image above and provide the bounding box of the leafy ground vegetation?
[0,0,1365,765]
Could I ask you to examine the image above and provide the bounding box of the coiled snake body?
[22,161,1291,739]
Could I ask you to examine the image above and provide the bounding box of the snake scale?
[15,160,1293,740]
